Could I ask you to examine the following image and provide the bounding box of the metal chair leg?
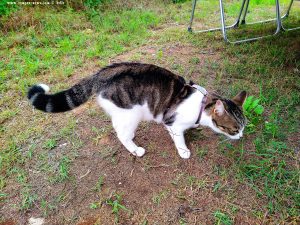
[241,0,249,24]
[219,0,282,44]
[282,0,293,18]
[240,0,297,27]
[281,0,300,31]
[188,0,299,43]
[188,0,197,32]
[188,0,247,33]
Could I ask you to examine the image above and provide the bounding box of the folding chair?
[188,0,299,44]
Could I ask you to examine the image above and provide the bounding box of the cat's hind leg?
[112,115,145,157]
[97,95,145,157]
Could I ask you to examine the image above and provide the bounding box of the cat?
[27,62,246,159]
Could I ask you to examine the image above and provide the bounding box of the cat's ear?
[232,91,247,107]
[189,80,195,86]
[214,100,225,116]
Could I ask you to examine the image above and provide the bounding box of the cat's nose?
[239,133,243,138]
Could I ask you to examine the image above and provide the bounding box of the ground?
[0,1,300,225]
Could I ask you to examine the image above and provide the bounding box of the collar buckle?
[192,84,207,96]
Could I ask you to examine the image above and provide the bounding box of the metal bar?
[240,0,297,27]
[188,0,299,44]
[241,0,250,24]
[188,0,197,32]
[233,0,248,28]
[275,0,282,34]
[219,0,229,42]
[219,0,282,44]
[281,0,300,31]
[188,0,247,33]
[283,0,294,17]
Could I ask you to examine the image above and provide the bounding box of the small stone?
[29,217,45,225]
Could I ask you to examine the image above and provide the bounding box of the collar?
[192,84,208,125]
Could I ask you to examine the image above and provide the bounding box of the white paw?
[178,149,191,159]
[132,147,145,157]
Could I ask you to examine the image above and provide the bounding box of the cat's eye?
[230,129,239,135]
[213,119,228,130]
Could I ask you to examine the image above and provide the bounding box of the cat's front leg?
[165,126,191,159]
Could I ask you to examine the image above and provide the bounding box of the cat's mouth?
[226,132,243,140]
[214,129,243,141]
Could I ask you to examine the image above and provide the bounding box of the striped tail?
[27,79,96,113]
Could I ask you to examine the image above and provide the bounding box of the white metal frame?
[188,0,299,44]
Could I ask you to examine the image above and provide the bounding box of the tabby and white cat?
[28,63,246,159]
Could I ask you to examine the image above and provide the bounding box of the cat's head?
[209,91,247,140]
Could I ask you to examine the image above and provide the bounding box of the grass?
[93,175,105,192]
[152,189,170,205]
[0,0,299,224]
[106,192,129,223]
[214,210,233,225]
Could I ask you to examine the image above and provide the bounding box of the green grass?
[106,192,129,223]
[93,175,105,192]
[214,210,233,225]
[0,7,159,94]
[152,189,170,205]
[216,31,300,220]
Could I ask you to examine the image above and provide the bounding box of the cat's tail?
[27,76,100,113]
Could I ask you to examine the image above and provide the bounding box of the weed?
[187,175,196,187]
[93,176,104,192]
[152,190,169,205]
[26,144,36,159]
[179,217,188,225]
[156,49,163,60]
[0,192,7,198]
[58,156,71,181]
[185,175,208,190]
[20,187,37,210]
[196,147,208,160]
[171,173,184,186]
[58,117,77,137]
[106,193,129,223]
[89,202,100,209]
[91,126,111,145]
[42,138,57,150]
[159,151,168,158]
[50,156,71,183]
[189,57,200,65]
[140,220,148,225]
[0,109,18,123]
[243,96,264,117]
[264,111,280,138]
[171,63,184,74]
[98,146,117,160]
[40,199,56,216]
[243,95,264,134]
[213,210,232,225]
[212,181,222,193]
[0,176,5,190]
